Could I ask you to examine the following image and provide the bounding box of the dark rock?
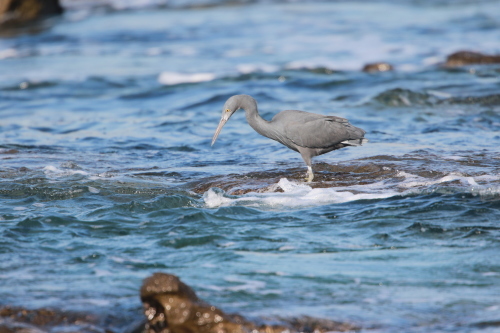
[140,273,248,333]
[0,149,19,154]
[443,94,500,106]
[0,306,99,333]
[140,272,358,333]
[445,51,500,67]
[0,0,63,26]
[472,320,500,329]
[362,62,394,73]
[188,162,396,195]
[374,88,437,107]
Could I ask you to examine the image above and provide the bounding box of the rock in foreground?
[0,306,102,333]
[140,272,357,333]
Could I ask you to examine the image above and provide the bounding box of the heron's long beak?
[211,117,228,146]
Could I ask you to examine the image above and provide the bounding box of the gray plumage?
[211,94,367,182]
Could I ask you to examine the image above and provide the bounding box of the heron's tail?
[341,138,368,146]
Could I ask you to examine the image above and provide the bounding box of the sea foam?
[203,178,399,209]
[203,173,500,209]
[158,72,216,85]
[43,165,88,176]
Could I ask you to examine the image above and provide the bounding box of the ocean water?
[1,0,500,332]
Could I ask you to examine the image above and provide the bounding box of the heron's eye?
[225,109,231,113]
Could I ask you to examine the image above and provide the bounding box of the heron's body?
[212,95,367,182]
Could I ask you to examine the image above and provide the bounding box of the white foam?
[204,178,399,209]
[219,241,235,248]
[396,171,499,189]
[0,48,18,60]
[422,56,441,66]
[158,71,216,85]
[255,270,287,276]
[62,0,167,10]
[427,90,453,99]
[442,155,466,161]
[43,165,88,176]
[203,189,234,208]
[88,186,100,194]
[224,277,266,292]
[203,172,500,209]
[109,256,146,264]
[471,186,500,199]
[285,58,338,71]
[237,63,279,74]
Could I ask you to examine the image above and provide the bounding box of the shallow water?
[1,1,500,332]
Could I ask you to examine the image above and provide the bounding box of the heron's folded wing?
[284,116,365,148]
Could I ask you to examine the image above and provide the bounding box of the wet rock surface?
[362,62,394,73]
[370,87,500,108]
[140,272,358,333]
[0,274,358,333]
[0,0,63,27]
[373,88,437,107]
[0,306,102,333]
[188,153,500,196]
[444,50,500,67]
[189,162,393,195]
[444,93,500,106]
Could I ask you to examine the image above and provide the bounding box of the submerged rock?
[373,88,437,107]
[444,51,500,67]
[0,0,63,27]
[0,306,101,333]
[0,273,358,333]
[362,62,394,73]
[140,272,357,333]
[189,162,392,195]
[443,94,500,106]
[187,152,500,199]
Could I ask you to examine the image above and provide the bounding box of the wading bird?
[211,95,367,182]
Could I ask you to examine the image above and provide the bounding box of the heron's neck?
[240,98,275,140]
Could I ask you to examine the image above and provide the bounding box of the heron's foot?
[304,166,314,182]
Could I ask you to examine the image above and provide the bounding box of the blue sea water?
[1,0,500,332]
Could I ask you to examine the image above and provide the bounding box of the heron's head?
[211,96,241,146]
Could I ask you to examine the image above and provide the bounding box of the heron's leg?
[298,147,314,182]
[306,166,314,182]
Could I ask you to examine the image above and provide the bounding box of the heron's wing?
[280,111,365,149]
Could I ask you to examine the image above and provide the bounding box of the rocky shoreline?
[0,273,359,333]
[0,0,62,26]
[186,151,498,197]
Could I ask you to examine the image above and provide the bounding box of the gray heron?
[211,94,367,182]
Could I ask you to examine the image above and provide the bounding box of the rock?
[444,51,500,67]
[443,93,500,106]
[362,62,394,73]
[140,273,249,333]
[374,88,437,107]
[0,0,63,26]
[0,149,19,154]
[188,162,396,195]
[0,306,99,333]
[140,272,358,333]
